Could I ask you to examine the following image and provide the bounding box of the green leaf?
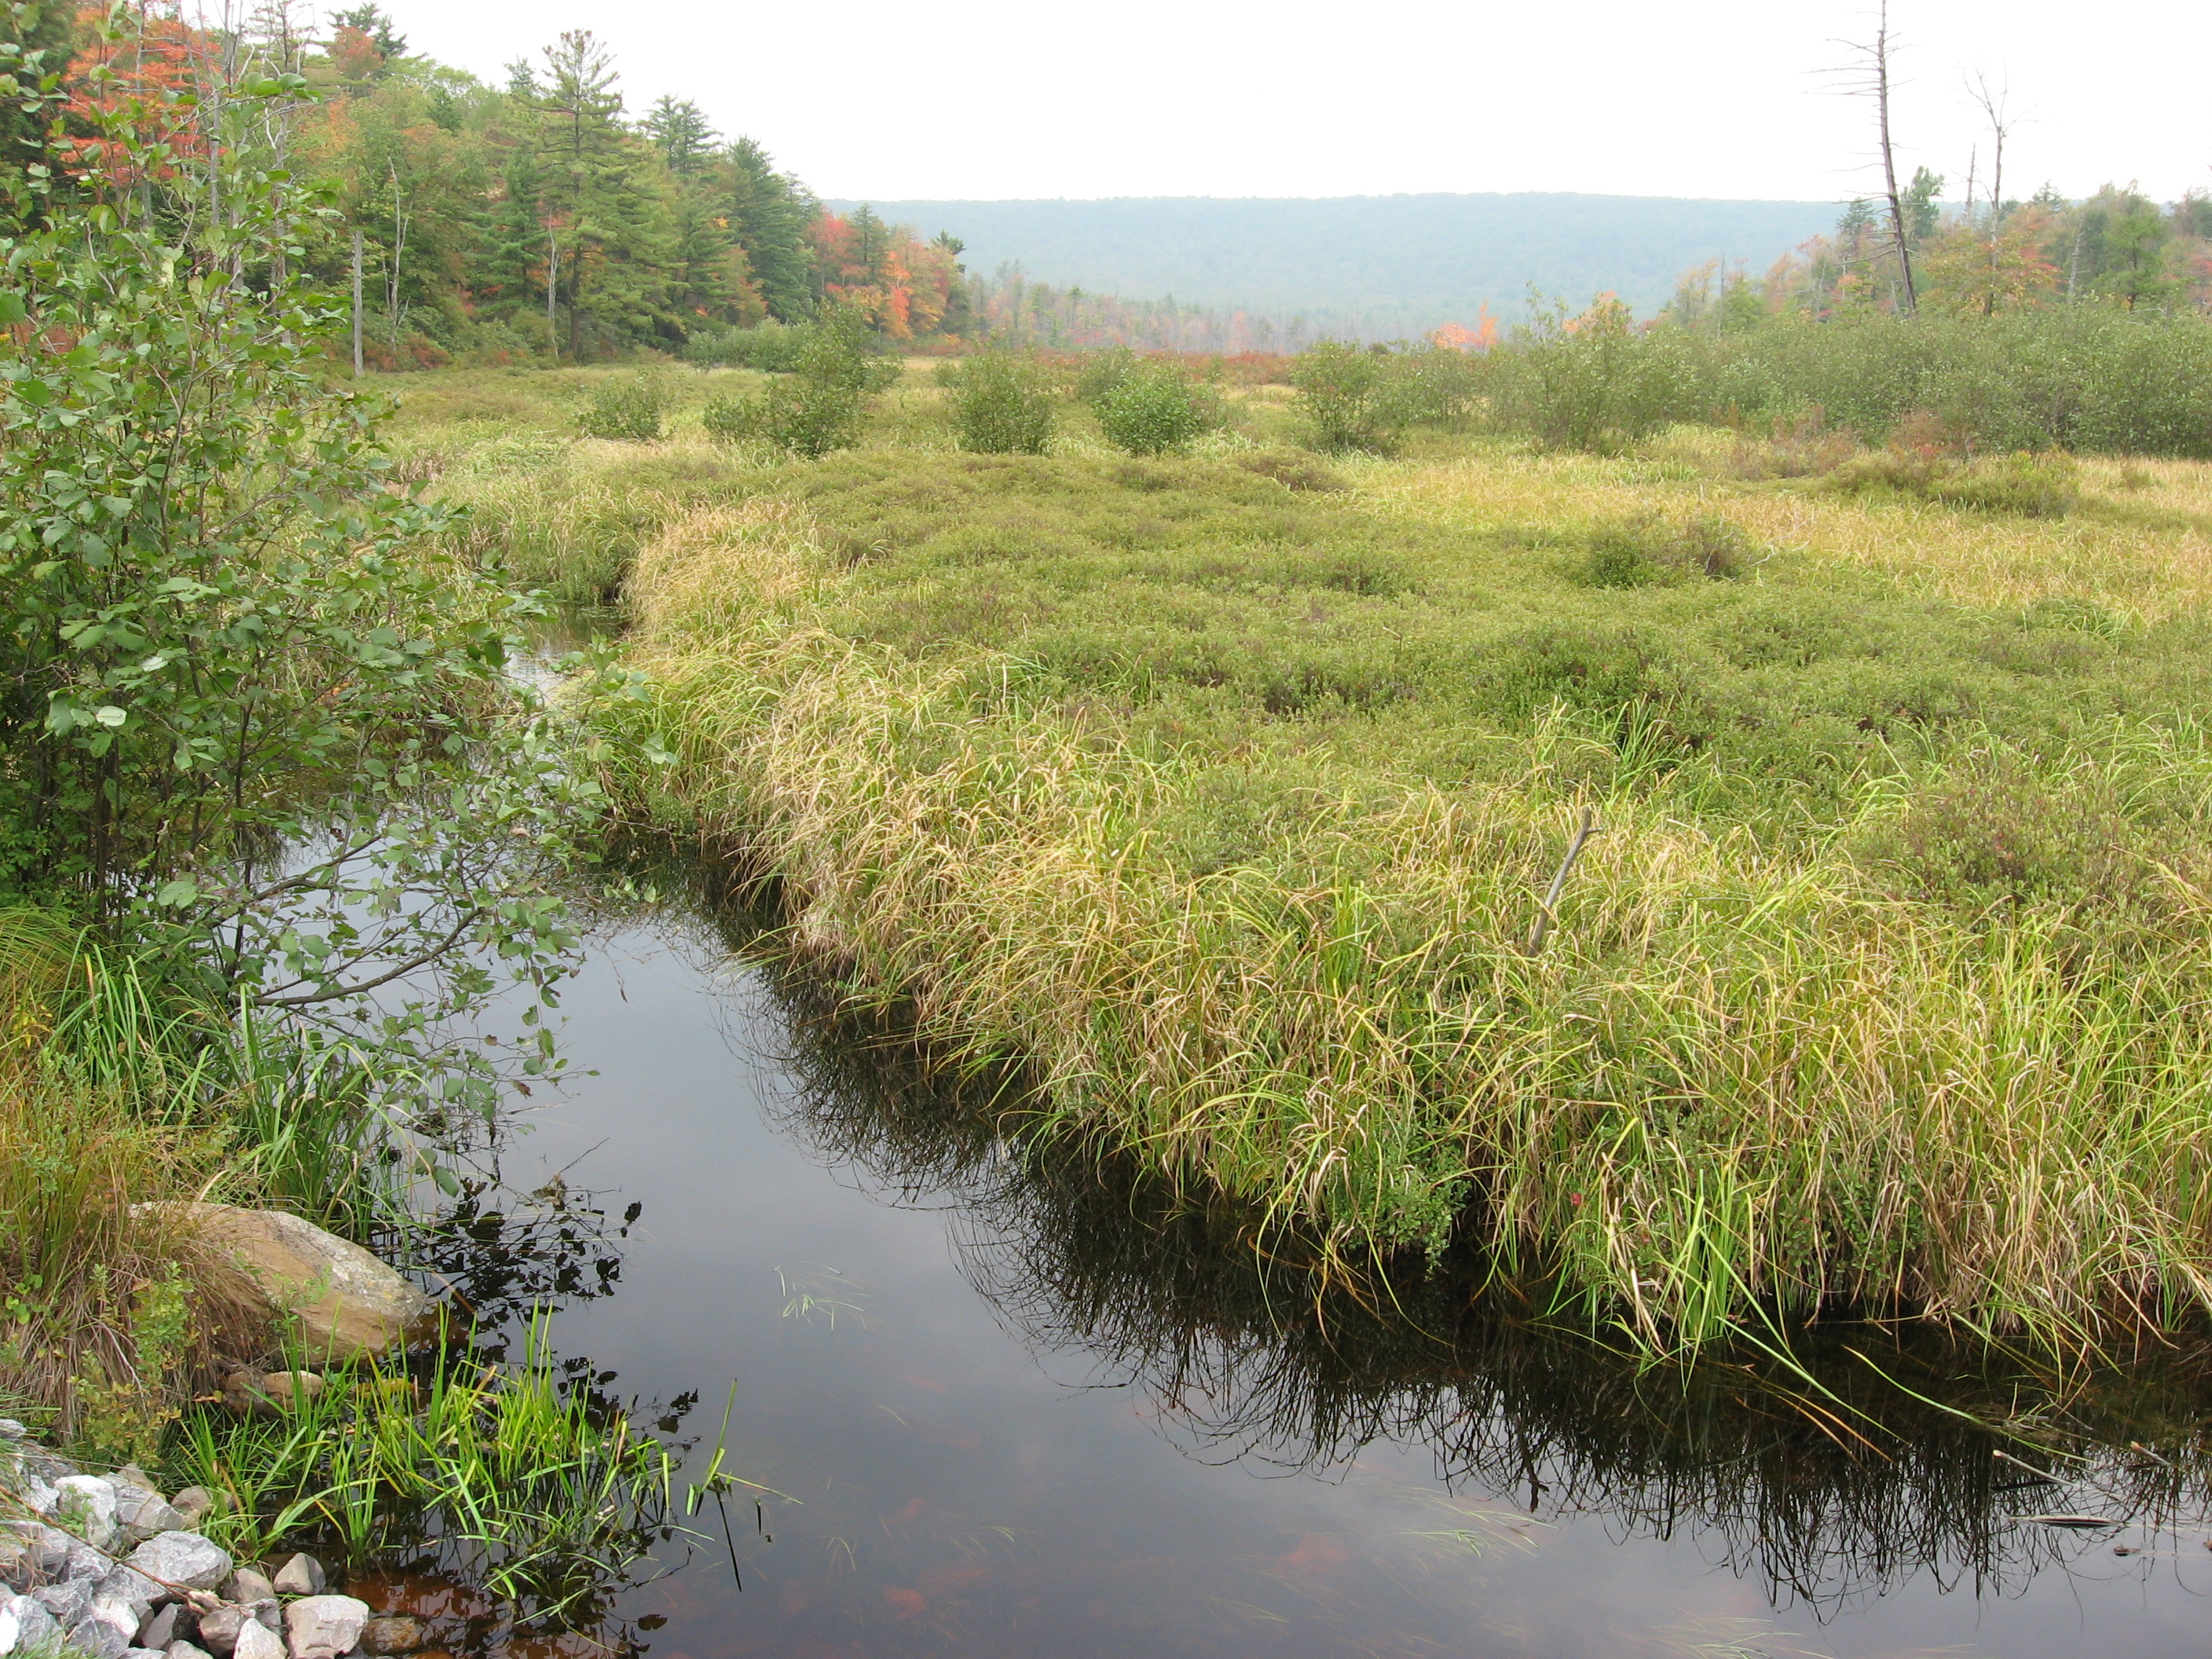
[155,877,200,908]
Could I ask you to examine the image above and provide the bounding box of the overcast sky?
[389,0,2208,205]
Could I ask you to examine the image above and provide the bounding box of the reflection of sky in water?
[472,910,2212,1658]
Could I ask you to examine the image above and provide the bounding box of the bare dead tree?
[1965,71,2019,315]
[1829,2,1917,315]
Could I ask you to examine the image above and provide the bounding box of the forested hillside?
[38,4,975,364]
[828,194,1844,341]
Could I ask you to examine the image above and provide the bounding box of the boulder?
[160,1206,433,1360]
[281,1598,368,1659]
[357,1616,423,1656]
[233,1617,285,1659]
[270,1557,324,1599]
[126,1648,167,1659]
[225,1569,276,1606]
[128,1535,232,1595]
[0,1522,70,1588]
[170,1644,215,1659]
[74,1600,137,1659]
[168,1490,216,1529]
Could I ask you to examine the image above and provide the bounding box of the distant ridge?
[826,192,1841,337]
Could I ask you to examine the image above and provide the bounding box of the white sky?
[392,0,2210,205]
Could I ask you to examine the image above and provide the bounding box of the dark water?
[402,890,2212,1659]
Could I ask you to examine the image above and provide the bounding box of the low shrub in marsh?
[1826,447,2080,518]
[948,349,1056,455]
[1571,515,1754,588]
[1094,361,1220,456]
[1292,340,1400,454]
[700,307,883,460]
[576,374,668,443]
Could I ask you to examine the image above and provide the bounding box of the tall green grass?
[586,442,2212,1357]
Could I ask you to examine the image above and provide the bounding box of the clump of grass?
[1569,514,1754,588]
[584,432,2212,1357]
[167,1317,676,1628]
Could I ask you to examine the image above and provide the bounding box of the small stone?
[129,1536,232,1595]
[1,1523,70,1587]
[194,1606,245,1654]
[251,1602,281,1634]
[138,1602,196,1649]
[0,1420,25,1440]
[280,1597,367,1659]
[357,1616,423,1656]
[234,1615,286,1659]
[170,1644,214,1659]
[226,1570,275,1606]
[168,1490,216,1529]
[64,1538,110,1583]
[269,1557,324,1599]
[125,1647,167,1659]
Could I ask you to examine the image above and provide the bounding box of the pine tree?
[723,136,818,320]
[644,96,716,175]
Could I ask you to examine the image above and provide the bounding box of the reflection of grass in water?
[615,909,2212,1624]
[1652,1619,1821,1659]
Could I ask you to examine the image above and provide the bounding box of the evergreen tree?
[645,95,716,175]
[724,136,818,320]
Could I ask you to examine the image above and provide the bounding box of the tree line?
[9,3,976,364]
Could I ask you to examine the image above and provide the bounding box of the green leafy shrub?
[686,320,808,372]
[1293,341,1401,454]
[1482,297,1699,452]
[700,307,881,458]
[575,373,668,442]
[949,349,1056,454]
[1571,515,1755,588]
[1825,448,2080,517]
[1095,361,1219,456]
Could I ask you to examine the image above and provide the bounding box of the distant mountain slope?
[828,193,1843,336]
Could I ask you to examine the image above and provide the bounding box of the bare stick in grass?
[1525,808,1600,957]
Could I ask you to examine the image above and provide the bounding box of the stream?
[375,873,2212,1659]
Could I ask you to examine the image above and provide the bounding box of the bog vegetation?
[7,0,2212,1500]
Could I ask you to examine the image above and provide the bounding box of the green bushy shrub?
[1825,448,2080,518]
[686,320,809,372]
[1293,341,1400,454]
[700,308,881,459]
[1571,515,1754,588]
[1095,361,1219,456]
[576,373,668,442]
[949,350,1056,455]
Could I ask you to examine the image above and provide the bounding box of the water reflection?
[726,925,2212,1624]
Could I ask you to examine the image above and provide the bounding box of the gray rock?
[32,1576,94,1624]
[0,1522,70,1587]
[138,1602,197,1649]
[97,1564,163,1622]
[225,1571,274,1606]
[64,1537,112,1583]
[234,1615,286,1659]
[126,1647,168,1659]
[193,1606,245,1654]
[280,1598,368,1659]
[170,1644,214,1659]
[128,1536,232,1595]
[0,1421,24,1440]
[72,1603,134,1659]
[357,1615,423,1656]
[252,1602,280,1634]
[3,1592,60,1655]
[52,1476,120,1549]
[269,1558,324,1599]
[168,1490,215,1529]
[14,1475,57,1520]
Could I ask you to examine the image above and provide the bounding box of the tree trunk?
[351,231,364,376]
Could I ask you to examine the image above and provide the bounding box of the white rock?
[0,1420,25,1440]
[234,1614,287,1659]
[170,1644,215,1659]
[128,1534,233,1594]
[75,1601,136,1659]
[0,1596,20,1659]
[280,1598,368,1659]
[53,1476,119,1548]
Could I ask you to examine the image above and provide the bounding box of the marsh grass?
[0,906,430,1445]
[167,1316,676,1627]
[566,423,2212,1357]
